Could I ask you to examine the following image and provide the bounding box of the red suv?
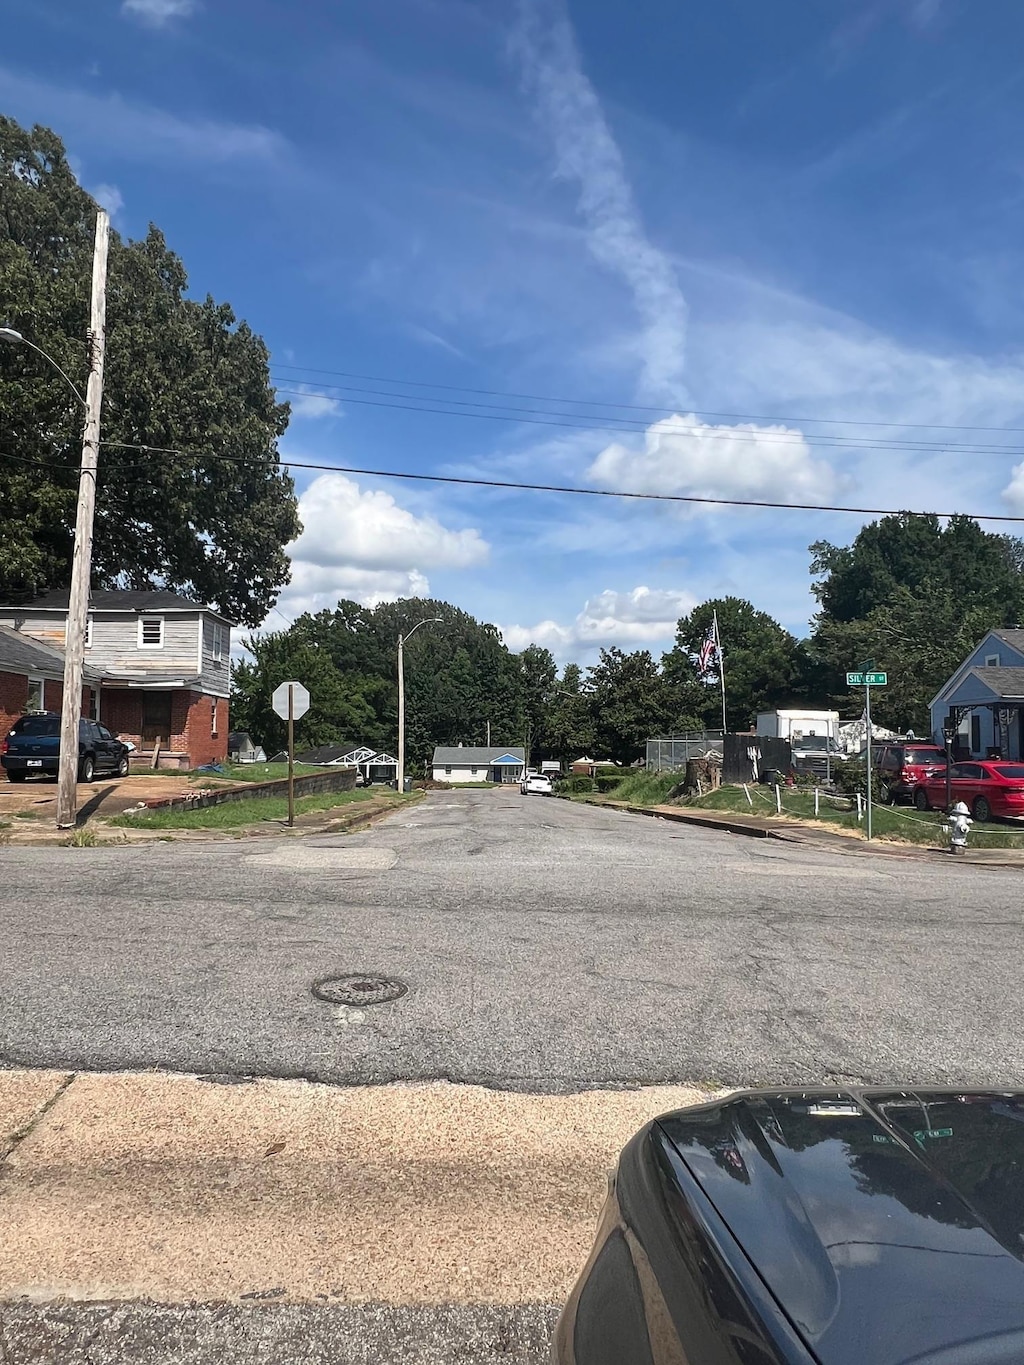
[873,742,946,804]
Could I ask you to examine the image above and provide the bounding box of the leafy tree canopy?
[0,116,299,626]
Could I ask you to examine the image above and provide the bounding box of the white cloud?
[270,472,489,624]
[1002,464,1024,513]
[587,414,838,506]
[122,0,197,24]
[290,474,489,573]
[286,385,343,420]
[512,0,688,403]
[0,66,286,165]
[90,182,123,217]
[502,584,694,656]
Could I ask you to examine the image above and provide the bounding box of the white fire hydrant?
[943,800,973,854]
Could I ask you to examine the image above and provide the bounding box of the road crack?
[0,1071,77,1166]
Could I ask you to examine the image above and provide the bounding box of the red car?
[915,760,1024,822]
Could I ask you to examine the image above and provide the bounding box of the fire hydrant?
[943,800,973,854]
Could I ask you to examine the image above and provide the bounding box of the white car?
[522,773,553,796]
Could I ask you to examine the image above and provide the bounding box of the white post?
[775,783,782,814]
[56,209,109,829]
[814,787,820,817]
[742,783,752,807]
[396,633,405,795]
[857,792,863,822]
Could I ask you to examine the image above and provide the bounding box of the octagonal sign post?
[272,682,310,826]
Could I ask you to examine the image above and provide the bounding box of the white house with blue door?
[929,628,1024,760]
[432,745,526,784]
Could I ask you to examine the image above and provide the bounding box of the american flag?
[698,623,718,676]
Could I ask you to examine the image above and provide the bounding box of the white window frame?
[138,616,165,649]
[211,621,224,663]
[211,697,218,738]
[84,616,93,648]
[25,676,44,712]
[985,653,1000,666]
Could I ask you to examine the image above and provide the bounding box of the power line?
[272,362,1024,436]
[91,440,1024,523]
[269,383,1024,456]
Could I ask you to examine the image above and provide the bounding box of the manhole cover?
[312,974,407,1006]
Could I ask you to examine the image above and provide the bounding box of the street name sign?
[846,672,887,686]
[272,681,310,721]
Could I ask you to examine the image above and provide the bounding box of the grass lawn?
[110,786,406,830]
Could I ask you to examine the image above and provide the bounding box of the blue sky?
[5,0,1024,661]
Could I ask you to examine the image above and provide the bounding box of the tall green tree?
[547,663,596,761]
[665,597,810,732]
[587,648,669,765]
[0,116,299,625]
[808,515,1024,731]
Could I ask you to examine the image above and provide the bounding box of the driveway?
[0,772,218,824]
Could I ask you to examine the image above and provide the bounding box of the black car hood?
[657,1090,1024,1365]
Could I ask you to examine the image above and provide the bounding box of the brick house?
[0,624,102,745]
[0,590,233,769]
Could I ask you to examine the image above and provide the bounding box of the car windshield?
[993,765,1024,780]
[905,749,944,765]
[13,717,58,736]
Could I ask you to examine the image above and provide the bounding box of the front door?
[141,692,172,747]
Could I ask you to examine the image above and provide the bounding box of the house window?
[985,653,1000,667]
[445,765,452,775]
[212,622,224,663]
[25,677,44,712]
[971,714,982,753]
[84,616,93,648]
[86,688,98,721]
[211,699,218,738]
[138,616,164,648]
[471,767,478,775]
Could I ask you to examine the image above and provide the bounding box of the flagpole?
[715,609,727,732]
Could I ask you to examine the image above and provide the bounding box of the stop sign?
[271,681,310,721]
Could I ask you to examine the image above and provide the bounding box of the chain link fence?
[646,733,726,772]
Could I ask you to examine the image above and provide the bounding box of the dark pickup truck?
[1,713,131,783]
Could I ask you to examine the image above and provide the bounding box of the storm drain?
[312,974,407,1006]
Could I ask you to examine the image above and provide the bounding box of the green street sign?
[866,672,887,686]
[846,672,864,685]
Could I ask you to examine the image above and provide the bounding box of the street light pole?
[396,617,443,793]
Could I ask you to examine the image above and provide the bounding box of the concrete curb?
[587,798,1024,867]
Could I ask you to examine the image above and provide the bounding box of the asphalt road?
[1,786,1022,1090]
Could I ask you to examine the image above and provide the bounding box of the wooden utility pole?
[56,209,109,829]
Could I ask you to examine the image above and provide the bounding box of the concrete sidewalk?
[0,1068,708,1311]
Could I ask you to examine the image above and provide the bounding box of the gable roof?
[0,624,104,684]
[945,666,1024,707]
[432,746,526,765]
[0,589,232,623]
[992,629,1024,654]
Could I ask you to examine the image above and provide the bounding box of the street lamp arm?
[403,616,444,644]
[0,327,87,407]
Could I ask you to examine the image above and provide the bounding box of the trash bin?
[403,776,413,792]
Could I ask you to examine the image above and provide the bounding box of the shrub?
[558,775,595,794]
[595,774,625,793]
[832,759,867,798]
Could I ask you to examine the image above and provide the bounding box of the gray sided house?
[0,624,105,744]
[930,628,1024,760]
[431,746,526,784]
[0,590,233,769]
